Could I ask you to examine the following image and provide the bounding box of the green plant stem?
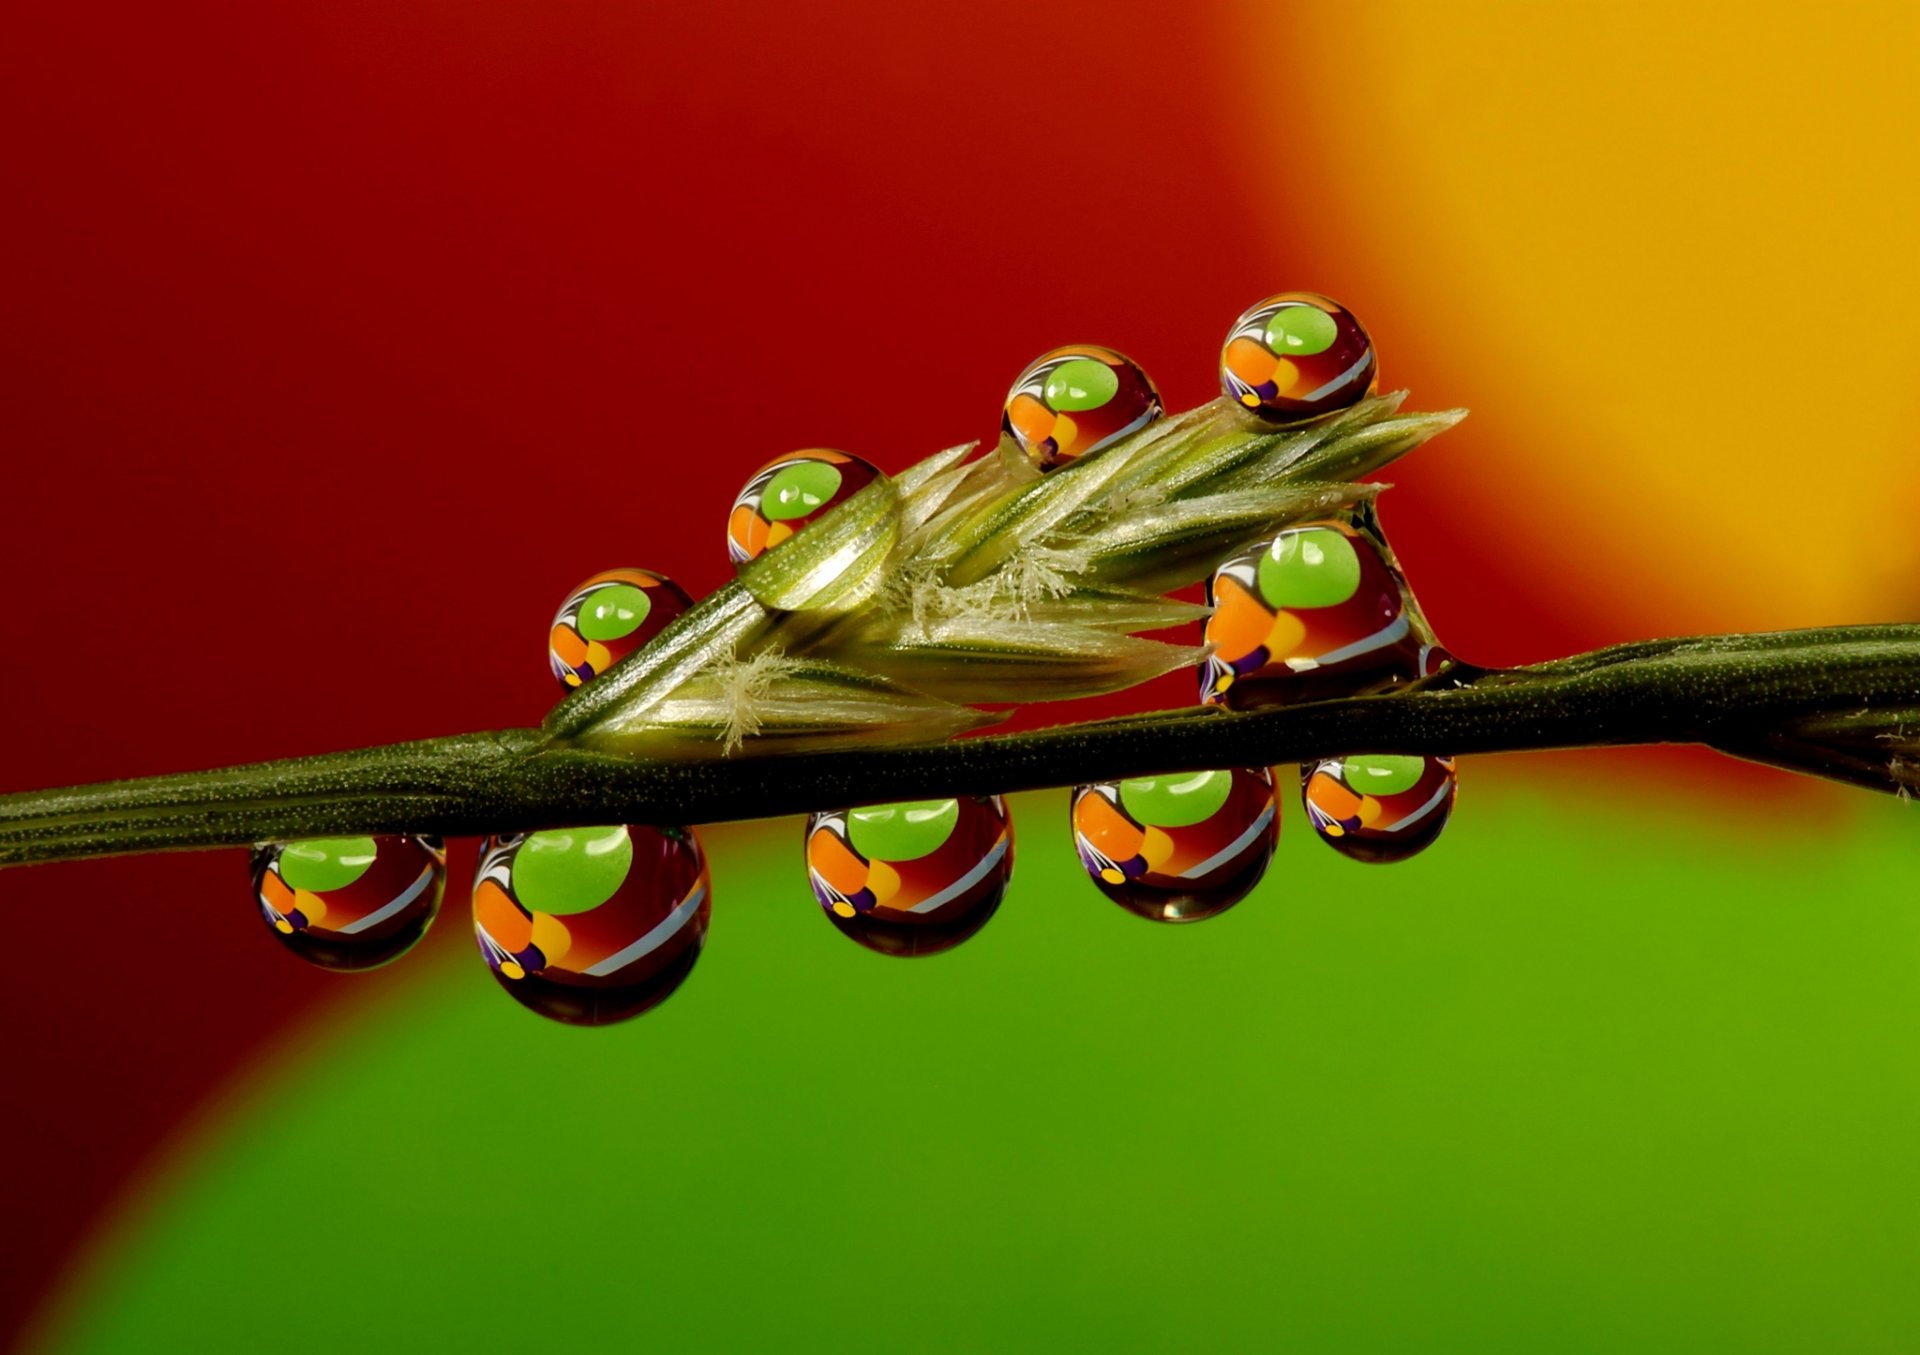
[3,624,1917,869]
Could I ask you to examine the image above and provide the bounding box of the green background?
[37,772,1920,1353]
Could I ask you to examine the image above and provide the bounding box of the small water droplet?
[473,825,711,1025]
[1302,754,1457,863]
[251,835,445,971]
[805,796,1013,957]
[726,449,880,567]
[548,568,693,690]
[1002,345,1163,471]
[1071,767,1278,922]
[1220,291,1377,420]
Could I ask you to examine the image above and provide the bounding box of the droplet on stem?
[251,835,446,971]
[805,796,1014,957]
[548,567,693,690]
[1220,291,1377,420]
[1071,767,1278,922]
[726,449,881,567]
[1201,515,1431,707]
[1002,345,1162,471]
[1302,754,1457,863]
[473,825,711,1026]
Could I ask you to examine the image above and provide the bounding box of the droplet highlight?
[473,825,711,1025]
[805,796,1013,957]
[1302,754,1457,863]
[726,449,880,567]
[1202,513,1435,707]
[1071,767,1278,922]
[1002,345,1163,471]
[548,567,693,690]
[1220,291,1377,420]
[251,835,446,971]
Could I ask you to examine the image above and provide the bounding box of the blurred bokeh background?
[2,2,1917,1350]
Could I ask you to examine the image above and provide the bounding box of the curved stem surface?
[3,625,1917,867]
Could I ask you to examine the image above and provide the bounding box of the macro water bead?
[1221,292,1377,420]
[548,567,693,691]
[1002,344,1162,471]
[1201,517,1432,707]
[1071,768,1278,923]
[805,796,1013,957]
[473,825,711,1026]
[251,835,446,971]
[726,448,881,566]
[1303,755,1457,864]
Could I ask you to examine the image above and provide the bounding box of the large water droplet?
[1219,291,1378,421]
[805,796,1013,957]
[1002,345,1163,471]
[473,825,711,1025]
[548,567,692,690]
[251,835,446,971]
[1302,754,1457,863]
[1071,767,1278,922]
[726,449,880,567]
[1201,514,1431,708]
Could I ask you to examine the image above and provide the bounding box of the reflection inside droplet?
[805,796,1014,957]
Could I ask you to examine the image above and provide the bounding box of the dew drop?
[1220,291,1377,420]
[1071,768,1278,922]
[1302,754,1457,863]
[251,835,446,971]
[473,825,711,1025]
[805,796,1013,957]
[726,449,881,567]
[547,567,693,691]
[1002,345,1163,472]
[1201,513,1434,708]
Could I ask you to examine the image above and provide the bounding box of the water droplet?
[1302,754,1457,863]
[1071,768,1278,922]
[1220,291,1377,420]
[547,568,692,690]
[726,449,880,567]
[473,825,711,1025]
[1201,513,1433,707]
[251,835,445,971]
[805,796,1013,957]
[1002,345,1163,471]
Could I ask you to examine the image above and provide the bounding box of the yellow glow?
[1223,2,1920,630]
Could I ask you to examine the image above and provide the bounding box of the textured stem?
[3,625,1917,868]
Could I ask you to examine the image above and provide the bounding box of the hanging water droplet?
[805,796,1013,957]
[473,825,711,1025]
[1002,345,1163,471]
[1302,754,1457,863]
[1071,768,1277,922]
[251,835,446,971]
[1220,291,1378,421]
[726,449,881,567]
[548,567,693,690]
